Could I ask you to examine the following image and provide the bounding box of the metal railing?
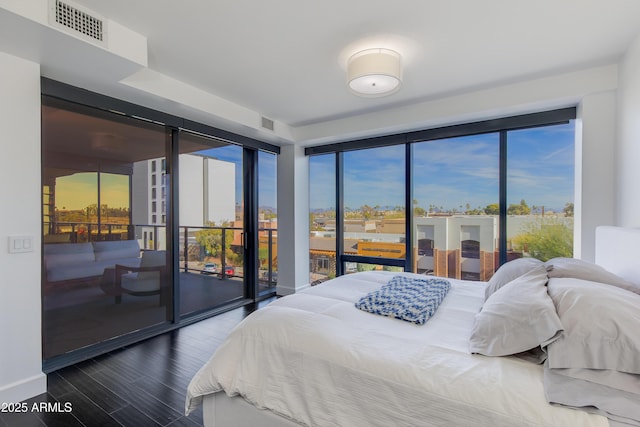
[43,222,278,287]
[179,225,278,287]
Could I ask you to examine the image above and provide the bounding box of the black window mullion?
[168,127,180,323]
[499,130,508,266]
[305,107,575,156]
[341,254,405,268]
[244,148,259,301]
[335,152,344,276]
[405,141,413,272]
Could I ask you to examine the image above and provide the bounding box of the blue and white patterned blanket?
[355,276,451,324]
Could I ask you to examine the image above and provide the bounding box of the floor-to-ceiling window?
[343,145,406,273]
[41,79,278,369]
[307,108,575,282]
[505,124,575,262]
[412,134,499,281]
[258,151,278,295]
[309,153,336,283]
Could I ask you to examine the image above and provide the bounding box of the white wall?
[276,145,310,295]
[575,91,617,261]
[295,65,618,145]
[0,52,46,402]
[617,32,640,226]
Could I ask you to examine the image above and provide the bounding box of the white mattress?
[187,270,609,427]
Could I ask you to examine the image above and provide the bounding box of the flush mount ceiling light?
[347,48,402,97]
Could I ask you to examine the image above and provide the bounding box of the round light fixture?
[347,48,402,97]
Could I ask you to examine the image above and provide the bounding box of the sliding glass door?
[177,132,246,317]
[41,79,279,368]
[42,97,171,360]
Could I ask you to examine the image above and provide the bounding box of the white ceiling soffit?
[1,0,640,146]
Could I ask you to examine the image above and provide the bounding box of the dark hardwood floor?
[1,298,275,427]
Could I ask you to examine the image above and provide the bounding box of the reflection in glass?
[41,97,169,360]
[412,134,499,281]
[50,173,97,243]
[100,173,130,241]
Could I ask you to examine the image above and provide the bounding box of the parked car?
[201,263,218,275]
[261,270,278,283]
[220,265,235,277]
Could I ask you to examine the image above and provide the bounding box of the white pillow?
[484,257,543,301]
[470,264,563,357]
[545,257,640,295]
[545,277,640,373]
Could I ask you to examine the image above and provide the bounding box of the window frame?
[306,107,576,276]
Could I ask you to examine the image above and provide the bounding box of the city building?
[134,154,236,250]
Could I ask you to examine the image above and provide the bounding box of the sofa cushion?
[45,240,143,283]
[44,243,94,268]
[138,250,166,281]
[121,250,166,293]
[93,240,140,261]
[47,263,104,282]
[121,273,161,292]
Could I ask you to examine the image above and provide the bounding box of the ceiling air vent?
[261,116,275,131]
[49,0,107,46]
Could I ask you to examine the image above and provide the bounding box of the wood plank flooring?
[1,298,275,427]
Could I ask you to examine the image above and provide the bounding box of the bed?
[186,226,640,427]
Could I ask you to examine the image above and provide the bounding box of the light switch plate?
[9,235,34,253]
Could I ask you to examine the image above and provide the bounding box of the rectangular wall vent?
[261,116,275,131]
[49,0,107,46]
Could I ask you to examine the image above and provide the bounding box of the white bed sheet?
[187,270,609,427]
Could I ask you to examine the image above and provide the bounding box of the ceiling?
[3,1,640,146]
[42,98,230,179]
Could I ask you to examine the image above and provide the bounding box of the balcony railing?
[178,225,278,288]
[43,221,278,288]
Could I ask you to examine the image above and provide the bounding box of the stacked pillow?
[470,262,561,358]
[544,257,640,295]
[469,256,640,425]
[483,257,543,301]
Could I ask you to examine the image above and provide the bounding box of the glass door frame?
[41,78,279,372]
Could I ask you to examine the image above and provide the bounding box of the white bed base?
[200,225,640,427]
[203,392,301,427]
[203,391,628,427]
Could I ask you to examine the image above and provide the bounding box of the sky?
[56,173,129,210]
[310,121,575,213]
[55,145,278,212]
[55,122,573,216]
